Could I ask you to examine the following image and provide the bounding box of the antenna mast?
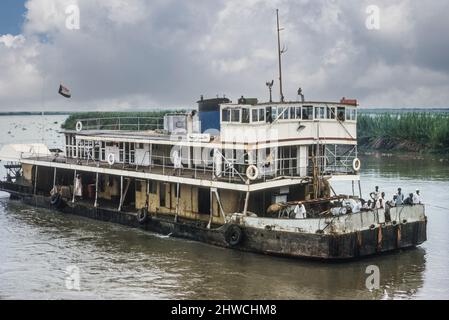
[276,9,285,103]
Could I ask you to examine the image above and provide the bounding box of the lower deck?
[13,163,315,226]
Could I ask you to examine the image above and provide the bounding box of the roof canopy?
[0,144,52,162]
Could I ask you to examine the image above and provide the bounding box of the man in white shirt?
[413,189,422,204]
[376,192,386,209]
[294,204,307,219]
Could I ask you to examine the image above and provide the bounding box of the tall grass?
[358,113,449,150]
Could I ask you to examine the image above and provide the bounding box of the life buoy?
[353,158,361,171]
[107,153,115,166]
[137,208,149,224]
[76,121,83,132]
[246,165,259,181]
[50,193,61,206]
[224,224,243,247]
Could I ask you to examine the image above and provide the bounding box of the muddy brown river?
[0,115,448,299]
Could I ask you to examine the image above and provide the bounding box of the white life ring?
[246,165,259,181]
[107,153,115,166]
[353,158,361,171]
[76,121,83,132]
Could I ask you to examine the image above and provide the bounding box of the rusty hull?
[2,190,427,261]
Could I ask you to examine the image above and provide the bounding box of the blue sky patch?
[0,0,26,35]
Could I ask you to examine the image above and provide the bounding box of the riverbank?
[357,113,449,155]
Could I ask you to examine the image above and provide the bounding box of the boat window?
[271,106,278,121]
[266,107,273,123]
[302,106,313,120]
[346,108,357,121]
[296,106,302,119]
[315,106,326,119]
[231,109,240,123]
[346,108,350,121]
[252,109,258,122]
[327,107,336,119]
[278,107,287,120]
[222,109,230,122]
[242,108,250,123]
[259,108,265,122]
[337,107,345,121]
[289,107,296,119]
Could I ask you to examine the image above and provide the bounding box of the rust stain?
[396,225,402,247]
[357,231,363,247]
[377,226,383,251]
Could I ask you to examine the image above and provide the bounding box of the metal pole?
[118,176,124,211]
[53,167,57,189]
[72,170,77,203]
[276,9,284,102]
[175,183,180,222]
[243,191,250,216]
[33,165,38,195]
[207,188,213,229]
[94,172,99,208]
[146,180,150,209]
[358,180,363,199]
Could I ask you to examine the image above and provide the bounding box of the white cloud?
[0,0,449,110]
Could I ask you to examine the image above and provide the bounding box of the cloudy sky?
[0,0,448,111]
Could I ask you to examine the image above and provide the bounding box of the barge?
[0,12,426,260]
[0,95,427,260]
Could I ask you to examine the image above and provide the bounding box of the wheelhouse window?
[346,107,357,121]
[252,109,259,122]
[288,106,301,120]
[337,107,345,121]
[222,109,230,122]
[271,106,278,121]
[242,108,250,123]
[278,107,289,120]
[327,107,336,119]
[315,106,326,119]
[231,109,240,123]
[302,106,313,120]
[259,108,265,122]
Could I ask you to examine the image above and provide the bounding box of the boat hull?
[1,188,427,261]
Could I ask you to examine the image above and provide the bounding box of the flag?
[58,84,71,98]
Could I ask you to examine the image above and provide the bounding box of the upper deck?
[63,98,358,148]
[16,97,360,188]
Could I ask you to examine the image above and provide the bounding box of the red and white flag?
[58,84,71,98]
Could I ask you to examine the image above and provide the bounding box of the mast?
[276,9,285,103]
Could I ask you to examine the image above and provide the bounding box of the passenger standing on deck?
[404,193,414,206]
[376,192,386,209]
[395,188,404,206]
[370,186,380,201]
[294,203,307,219]
[413,189,422,204]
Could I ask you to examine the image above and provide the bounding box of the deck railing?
[76,117,165,131]
[21,150,357,184]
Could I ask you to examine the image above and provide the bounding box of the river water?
[0,115,448,300]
